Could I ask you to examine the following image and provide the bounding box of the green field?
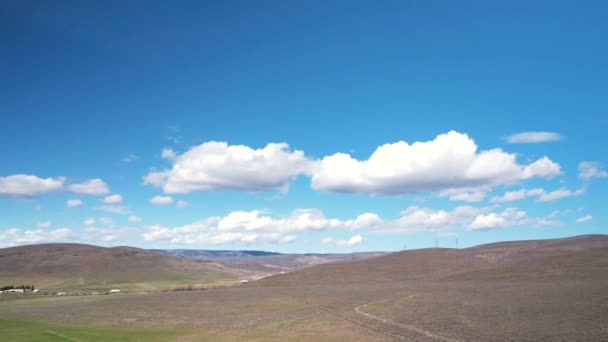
[0,271,236,294]
[0,319,203,342]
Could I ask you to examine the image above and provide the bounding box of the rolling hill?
[258,234,608,286]
[0,243,237,292]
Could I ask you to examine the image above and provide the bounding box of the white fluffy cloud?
[0,225,136,247]
[505,131,563,144]
[128,215,143,223]
[36,221,52,228]
[68,179,110,196]
[0,175,65,197]
[374,205,487,234]
[439,188,488,202]
[576,215,592,223]
[66,199,83,207]
[141,209,379,245]
[150,195,173,205]
[321,234,363,246]
[469,208,527,231]
[143,132,562,197]
[101,194,123,204]
[578,161,608,180]
[310,131,560,195]
[0,228,73,248]
[490,187,584,203]
[144,142,310,194]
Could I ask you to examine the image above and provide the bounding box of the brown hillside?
[0,243,228,275]
[0,243,236,291]
[258,234,608,286]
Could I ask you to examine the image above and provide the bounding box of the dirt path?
[354,300,462,342]
[46,330,82,341]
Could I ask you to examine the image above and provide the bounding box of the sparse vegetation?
[0,235,606,341]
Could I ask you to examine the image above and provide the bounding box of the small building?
[5,289,24,293]
[240,280,249,284]
[109,289,121,293]
[58,292,67,296]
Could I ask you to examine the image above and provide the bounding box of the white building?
[109,289,121,293]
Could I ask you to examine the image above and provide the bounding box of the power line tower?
[434,238,438,248]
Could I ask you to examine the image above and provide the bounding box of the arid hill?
[0,243,236,291]
[258,234,608,286]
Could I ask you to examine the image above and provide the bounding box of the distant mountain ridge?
[151,248,389,275]
[149,249,283,258]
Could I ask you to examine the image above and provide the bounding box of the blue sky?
[1,1,606,252]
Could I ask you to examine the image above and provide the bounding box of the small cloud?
[504,131,563,144]
[121,153,139,163]
[578,161,608,180]
[176,200,190,208]
[68,179,110,196]
[101,194,123,204]
[537,188,585,202]
[576,215,592,223]
[83,217,112,225]
[36,221,52,228]
[536,218,560,227]
[128,215,143,223]
[83,217,96,226]
[66,199,83,207]
[161,148,176,160]
[150,195,173,205]
[97,205,131,215]
[321,234,363,246]
[279,235,296,244]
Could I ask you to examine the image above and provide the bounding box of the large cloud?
[0,175,65,197]
[310,131,561,195]
[140,204,547,245]
[141,209,380,245]
[68,179,110,196]
[144,142,310,194]
[144,132,561,197]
